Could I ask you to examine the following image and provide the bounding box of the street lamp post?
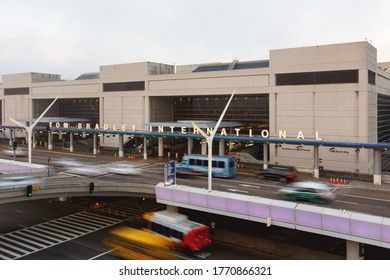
[192,90,236,192]
[9,95,59,164]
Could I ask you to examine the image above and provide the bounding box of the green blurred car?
[278,181,336,204]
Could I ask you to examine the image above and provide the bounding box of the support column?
[69,133,74,152]
[93,133,97,155]
[9,129,13,146]
[48,132,53,150]
[143,136,147,160]
[313,145,320,178]
[158,137,164,157]
[263,143,268,170]
[346,240,364,260]
[32,131,36,149]
[187,138,193,155]
[201,142,207,155]
[373,149,382,185]
[219,140,225,156]
[118,134,124,157]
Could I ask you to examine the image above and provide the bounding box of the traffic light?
[139,197,146,205]
[89,182,95,193]
[26,185,33,197]
[12,141,17,150]
[46,126,51,134]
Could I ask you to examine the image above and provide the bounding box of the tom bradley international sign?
[49,121,322,140]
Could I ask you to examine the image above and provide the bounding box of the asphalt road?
[1,146,390,259]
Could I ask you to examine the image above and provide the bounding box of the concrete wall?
[1,41,389,172]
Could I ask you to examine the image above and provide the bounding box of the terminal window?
[276,69,359,86]
[103,81,145,92]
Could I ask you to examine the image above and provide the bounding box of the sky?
[1,0,390,80]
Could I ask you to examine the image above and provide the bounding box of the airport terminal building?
[1,41,390,174]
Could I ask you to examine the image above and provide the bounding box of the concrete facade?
[1,41,390,173]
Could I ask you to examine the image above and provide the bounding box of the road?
[1,146,390,259]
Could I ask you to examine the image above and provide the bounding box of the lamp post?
[9,95,59,164]
[192,90,236,192]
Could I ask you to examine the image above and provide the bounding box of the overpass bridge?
[155,182,390,260]
[1,158,389,259]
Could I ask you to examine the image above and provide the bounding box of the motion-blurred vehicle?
[106,162,142,175]
[176,154,237,178]
[103,226,178,260]
[0,176,44,188]
[278,181,336,203]
[143,210,211,252]
[255,165,297,182]
[66,163,102,176]
[52,157,82,167]
[2,147,27,157]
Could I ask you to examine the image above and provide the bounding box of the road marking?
[240,184,260,189]
[89,249,116,260]
[15,210,23,214]
[227,189,249,194]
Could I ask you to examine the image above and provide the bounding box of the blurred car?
[66,163,103,176]
[255,165,297,182]
[0,176,44,188]
[278,181,336,203]
[52,157,82,167]
[3,147,28,157]
[106,163,142,175]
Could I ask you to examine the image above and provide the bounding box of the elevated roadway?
[1,151,390,259]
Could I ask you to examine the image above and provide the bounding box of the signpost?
[164,160,176,186]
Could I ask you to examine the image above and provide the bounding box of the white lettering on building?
[47,122,321,140]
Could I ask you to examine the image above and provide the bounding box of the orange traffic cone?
[330,178,334,184]
[335,178,339,184]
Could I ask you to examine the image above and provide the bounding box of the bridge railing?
[155,182,390,249]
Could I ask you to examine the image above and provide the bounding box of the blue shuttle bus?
[176,154,237,178]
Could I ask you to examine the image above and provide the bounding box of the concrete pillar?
[158,137,164,157]
[32,131,36,149]
[118,134,124,157]
[93,133,97,155]
[313,145,320,178]
[9,129,13,146]
[187,138,193,155]
[48,132,53,150]
[143,136,148,160]
[373,149,382,185]
[201,142,207,155]
[219,140,225,156]
[263,143,268,170]
[69,133,74,152]
[346,240,364,260]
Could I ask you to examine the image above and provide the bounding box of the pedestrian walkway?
[0,197,166,260]
[0,211,123,260]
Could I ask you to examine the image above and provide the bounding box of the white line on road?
[89,249,116,260]
[240,184,261,189]
[227,189,249,193]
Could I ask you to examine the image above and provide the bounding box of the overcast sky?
[1,0,389,80]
